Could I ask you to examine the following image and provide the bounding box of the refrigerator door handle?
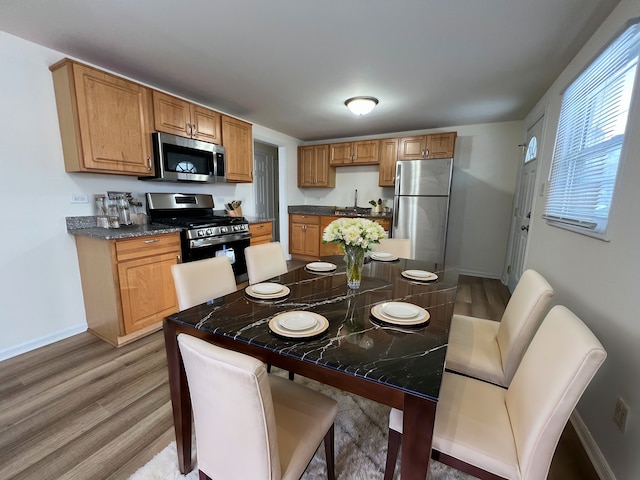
[393,195,399,230]
[395,161,402,197]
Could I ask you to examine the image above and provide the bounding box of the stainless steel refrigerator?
[392,158,453,265]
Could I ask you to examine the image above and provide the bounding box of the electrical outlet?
[613,396,629,432]
[70,193,89,204]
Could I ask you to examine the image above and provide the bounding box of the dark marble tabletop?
[167,256,458,401]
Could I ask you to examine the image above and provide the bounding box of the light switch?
[70,193,89,204]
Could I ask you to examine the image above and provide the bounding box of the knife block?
[228,207,243,217]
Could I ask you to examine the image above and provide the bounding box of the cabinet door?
[290,223,306,255]
[398,136,427,160]
[313,145,333,186]
[379,138,398,186]
[329,142,353,165]
[304,224,320,257]
[191,105,222,144]
[352,140,380,165]
[117,251,179,334]
[320,216,343,256]
[298,146,316,186]
[222,115,253,182]
[71,63,154,174]
[153,91,192,138]
[426,132,457,159]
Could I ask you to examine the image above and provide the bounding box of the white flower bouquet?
[322,217,387,251]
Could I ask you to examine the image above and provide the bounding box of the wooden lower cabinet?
[249,221,273,245]
[320,216,343,256]
[297,214,393,258]
[74,233,181,346]
[289,214,320,259]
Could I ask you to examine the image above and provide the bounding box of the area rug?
[130,372,474,480]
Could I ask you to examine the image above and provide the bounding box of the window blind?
[544,20,640,238]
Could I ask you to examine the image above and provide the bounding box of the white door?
[507,116,543,292]
[253,141,280,241]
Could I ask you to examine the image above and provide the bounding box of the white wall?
[0,32,300,359]
[296,122,522,278]
[523,2,640,478]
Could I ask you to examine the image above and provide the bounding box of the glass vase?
[343,245,366,289]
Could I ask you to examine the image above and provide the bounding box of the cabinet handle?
[186,122,192,136]
[425,148,429,158]
[144,238,160,244]
[177,254,182,264]
[147,156,152,171]
[191,123,197,138]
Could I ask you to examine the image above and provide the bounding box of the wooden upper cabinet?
[398,132,457,160]
[298,145,335,187]
[329,140,380,166]
[153,91,221,144]
[50,59,155,176]
[222,115,253,183]
[426,132,457,159]
[379,138,399,187]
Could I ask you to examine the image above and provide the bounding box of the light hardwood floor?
[0,275,599,480]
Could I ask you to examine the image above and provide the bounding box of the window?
[544,20,640,239]
[525,136,537,163]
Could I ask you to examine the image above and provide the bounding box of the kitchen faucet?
[354,189,358,210]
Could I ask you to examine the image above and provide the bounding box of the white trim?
[570,411,616,480]
[0,323,87,362]
[456,268,503,280]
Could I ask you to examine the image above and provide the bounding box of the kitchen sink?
[333,207,373,216]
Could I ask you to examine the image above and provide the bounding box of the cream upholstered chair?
[383,305,606,480]
[373,238,413,259]
[446,269,553,387]
[177,334,338,480]
[245,241,288,285]
[171,256,237,311]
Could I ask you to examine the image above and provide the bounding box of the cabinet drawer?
[115,233,181,262]
[249,222,273,237]
[290,214,319,224]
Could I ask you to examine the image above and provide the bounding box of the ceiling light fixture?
[345,96,379,115]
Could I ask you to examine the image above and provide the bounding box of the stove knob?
[198,230,204,237]
[206,228,213,235]
[221,226,228,233]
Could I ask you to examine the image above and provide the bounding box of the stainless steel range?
[146,192,250,283]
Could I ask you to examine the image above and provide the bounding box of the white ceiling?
[0,0,621,141]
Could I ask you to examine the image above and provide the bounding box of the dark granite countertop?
[66,216,181,240]
[167,256,457,400]
[243,216,276,224]
[288,205,392,219]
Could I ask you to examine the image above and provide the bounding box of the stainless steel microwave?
[140,132,226,183]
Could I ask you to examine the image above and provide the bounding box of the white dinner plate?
[306,262,337,272]
[370,303,430,327]
[371,252,399,262]
[382,302,420,319]
[245,284,291,300]
[401,270,438,282]
[252,283,283,295]
[279,312,318,331]
[269,311,330,338]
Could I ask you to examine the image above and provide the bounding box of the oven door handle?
[189,232,251,248]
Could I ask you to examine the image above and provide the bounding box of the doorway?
[253,141,280,241]
[506,115,544,292]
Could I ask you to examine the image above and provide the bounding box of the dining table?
[163,255,458,479]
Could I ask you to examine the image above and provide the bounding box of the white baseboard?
[570,411,616,480]
[0,323,87,362]
[456,268,503,280]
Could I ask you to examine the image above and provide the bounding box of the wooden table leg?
[401,394,436,480]
[163,320,193,474]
